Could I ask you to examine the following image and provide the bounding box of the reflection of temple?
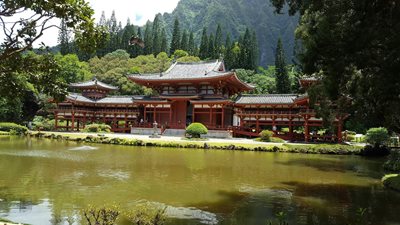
[54,60,346,142]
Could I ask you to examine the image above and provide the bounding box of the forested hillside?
[161,0,299,65]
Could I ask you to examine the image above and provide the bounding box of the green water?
[0,136,399,225]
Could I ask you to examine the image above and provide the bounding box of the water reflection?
[0,137,399,225]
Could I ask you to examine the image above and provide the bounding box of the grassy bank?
[28,131,363,155]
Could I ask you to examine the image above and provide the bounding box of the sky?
[0,0,180,47]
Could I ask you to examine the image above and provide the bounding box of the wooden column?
[66,120,69,131]
[221,106,225,128]
[289,119,293,140]
[71,112,75,131]
[153,104,156,122]
[83,112,87,129]
[54,113,58,130]
[256,116,260,132]
[169,105,172,126]
[192,105,196,123]
[144,105,147,123]
[209,105,213,127]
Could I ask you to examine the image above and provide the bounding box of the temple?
[54,60,346,142]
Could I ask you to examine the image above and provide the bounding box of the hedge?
[82,123,112,133]
[0,122,28,134]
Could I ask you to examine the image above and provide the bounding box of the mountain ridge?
[160,0,299,66]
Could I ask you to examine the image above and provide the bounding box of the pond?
[0,136,399,225]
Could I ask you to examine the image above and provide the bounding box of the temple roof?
[69,78,118,91]
[128,60,227,81]
[235,94,299,105]
[66,93,137,104]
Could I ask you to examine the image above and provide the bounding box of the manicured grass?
[382,174,400,192]
[0,131,10,135]
[30,131,363,155]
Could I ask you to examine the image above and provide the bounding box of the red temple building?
[54,60,346,142]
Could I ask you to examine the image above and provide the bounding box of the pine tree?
[180,30,188,52]
[208,34,215,59]
[122,20,137,57]
[58,18,71,55]
[188,31,195,56]
[132,27,144,57]
[199,28,209,59]
[160,28,168,53]
[214,24,223,58]
[151,14,163,55]
[170,18,181,55]
[144,21,153,55]
[224,33,233,69]
[249,30,259,70]
[275,38,290,93]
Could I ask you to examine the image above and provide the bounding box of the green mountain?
[161,0,299,66]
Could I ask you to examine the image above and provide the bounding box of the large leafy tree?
[0,0,105,102]
[271,0,400,131]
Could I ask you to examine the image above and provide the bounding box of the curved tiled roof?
[66,93,137,104]
[128,60,231,81]
[70,78,118,90]
[235,94,299,105]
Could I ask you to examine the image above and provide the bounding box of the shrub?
[82,205,119,225]
[365,127,389,146]
[383,151,400,172]
[126,204,166,225]
[259,130,274,142]
[186,123,208,138]
[32,116,55,131]
[382,174,400,192]
[271,137,285,143]
[82,123,112,133]
[0,122,28,134]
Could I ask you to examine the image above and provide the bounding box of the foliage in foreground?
[83,205,120,225]
[186,123,208,138]
[383,151,400,172]
[126,204,166,225]
[0,122,28,134]
[82,123,112,133]
[364,127,390,147]
[82,204,166,225]
[382,174,400,192]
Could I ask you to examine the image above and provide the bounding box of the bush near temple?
[0,122,28,134]
[186,123,208,138]
[259,130,274,142]
[365,127,390,147]
[82,123,112,133]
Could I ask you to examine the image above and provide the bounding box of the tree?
[208,34,215,59]
[160,28,168,54]
[270,0,400,132]
[188,32,196,56]
[170,18,181,55]
[214,24,223,58]
[151,14,163,55]
[58,19,72,55]
[180,30,189,52]
[144,22,153,55]
[365,127,390,147]
[199,28,209,59]
[275,38,290,93]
